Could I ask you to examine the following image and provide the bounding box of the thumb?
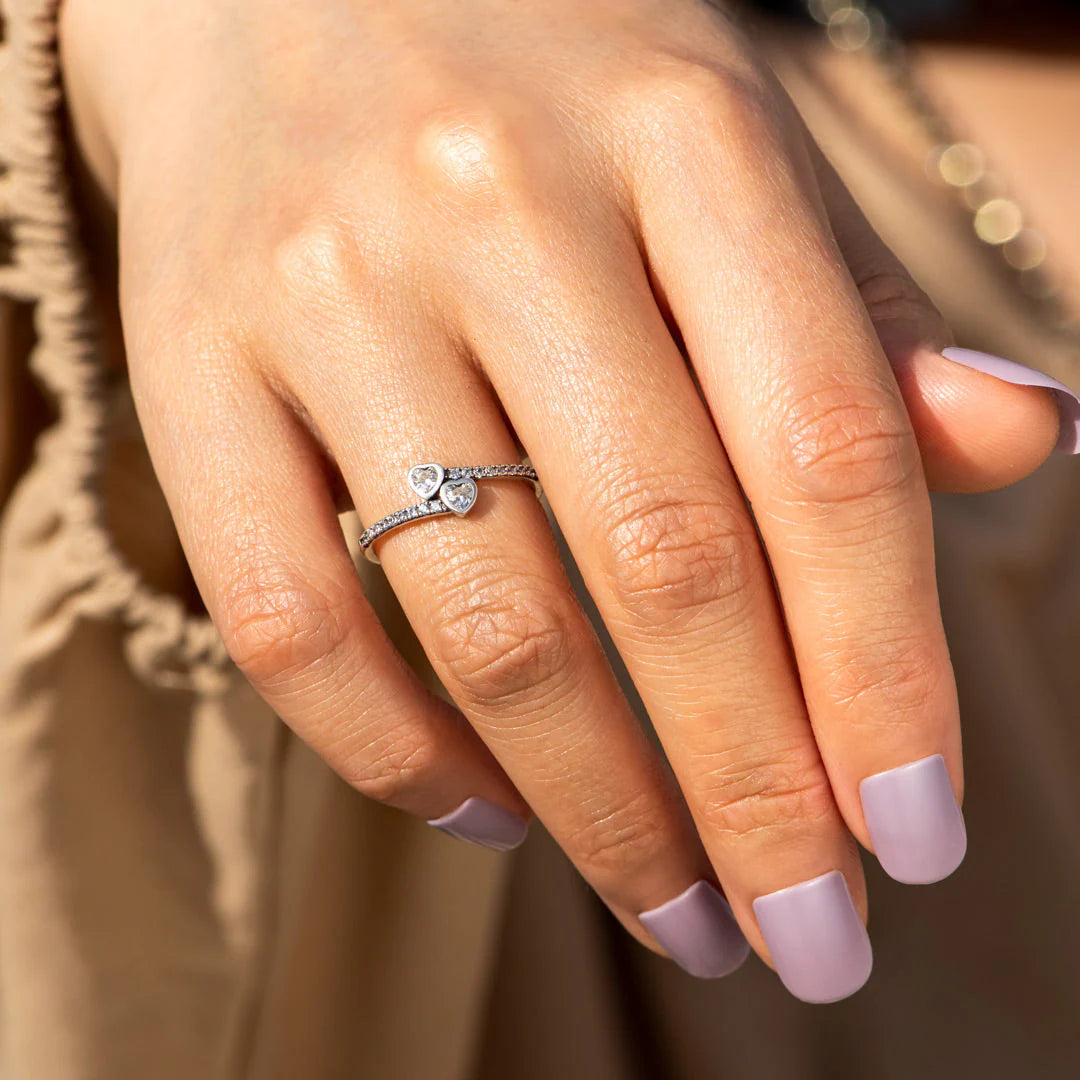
[813,145,1076,492]
[882,325,1078,494]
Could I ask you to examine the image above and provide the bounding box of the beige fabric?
[0,4,1078,1078]
[1,4,509,1076]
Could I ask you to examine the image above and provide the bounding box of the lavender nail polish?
[753,872,872,1004]
[942,346,1080,454]
[860,754,967,885]
[640,881,750,979]
[427,797,528,852]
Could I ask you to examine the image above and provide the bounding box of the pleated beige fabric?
[1,4,1078,1078]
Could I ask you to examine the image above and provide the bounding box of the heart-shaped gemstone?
[408,463,444,500]
[439,478,477,515]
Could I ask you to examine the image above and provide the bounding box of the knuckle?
[774,380,920,506]
[412,104,526,206]
[570,794,671,886]
[696,751,835,843]
[600,480,756,626]
[219,566,349,691]
[339,735,440,807]
[824,630,946,717]
[131,311,246,390]
[272,215,364,306]
[857,270,944,332]
[429,567,578,709]
[630,57,779,158]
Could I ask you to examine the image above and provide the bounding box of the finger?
[811,141,1076,487]
[128,331,530,850]
[283,310,749,979]
[451,199,872,1002]
[633,74,968,889]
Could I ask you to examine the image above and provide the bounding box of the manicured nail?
[639,881,750,979]
[753,871,872,1004]
[942,346,1080,454]
[427,797,528,852]
[860,753,967,885]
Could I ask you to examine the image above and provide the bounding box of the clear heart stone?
[408,463,444,500]
[440,478,477,515]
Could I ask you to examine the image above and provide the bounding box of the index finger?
[632,72,967,887]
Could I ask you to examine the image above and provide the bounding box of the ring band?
[358,462,541,563]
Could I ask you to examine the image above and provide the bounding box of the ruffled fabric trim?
[0,0,233,691]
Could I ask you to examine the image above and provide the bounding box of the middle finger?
[459,204,873,1004]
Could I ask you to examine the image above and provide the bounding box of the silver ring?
[358,462,541,564]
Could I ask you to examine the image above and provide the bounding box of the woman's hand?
[62,0,1072,1002]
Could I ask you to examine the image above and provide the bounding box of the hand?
[62,0,1070,1002]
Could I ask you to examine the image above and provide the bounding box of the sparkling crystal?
[440,479,477,515]
[408,463,444,500]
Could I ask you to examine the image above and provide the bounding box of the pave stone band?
[358,463,541,563]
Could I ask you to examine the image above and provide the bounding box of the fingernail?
[639,881,750,979]
[753,871,872,1004]
[427,797,529,852]
[860,753,967,885]
[942,346,1080,454]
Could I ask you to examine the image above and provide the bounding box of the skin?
[60,0,1063,969]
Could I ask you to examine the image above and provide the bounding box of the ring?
[358,462,541,563]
